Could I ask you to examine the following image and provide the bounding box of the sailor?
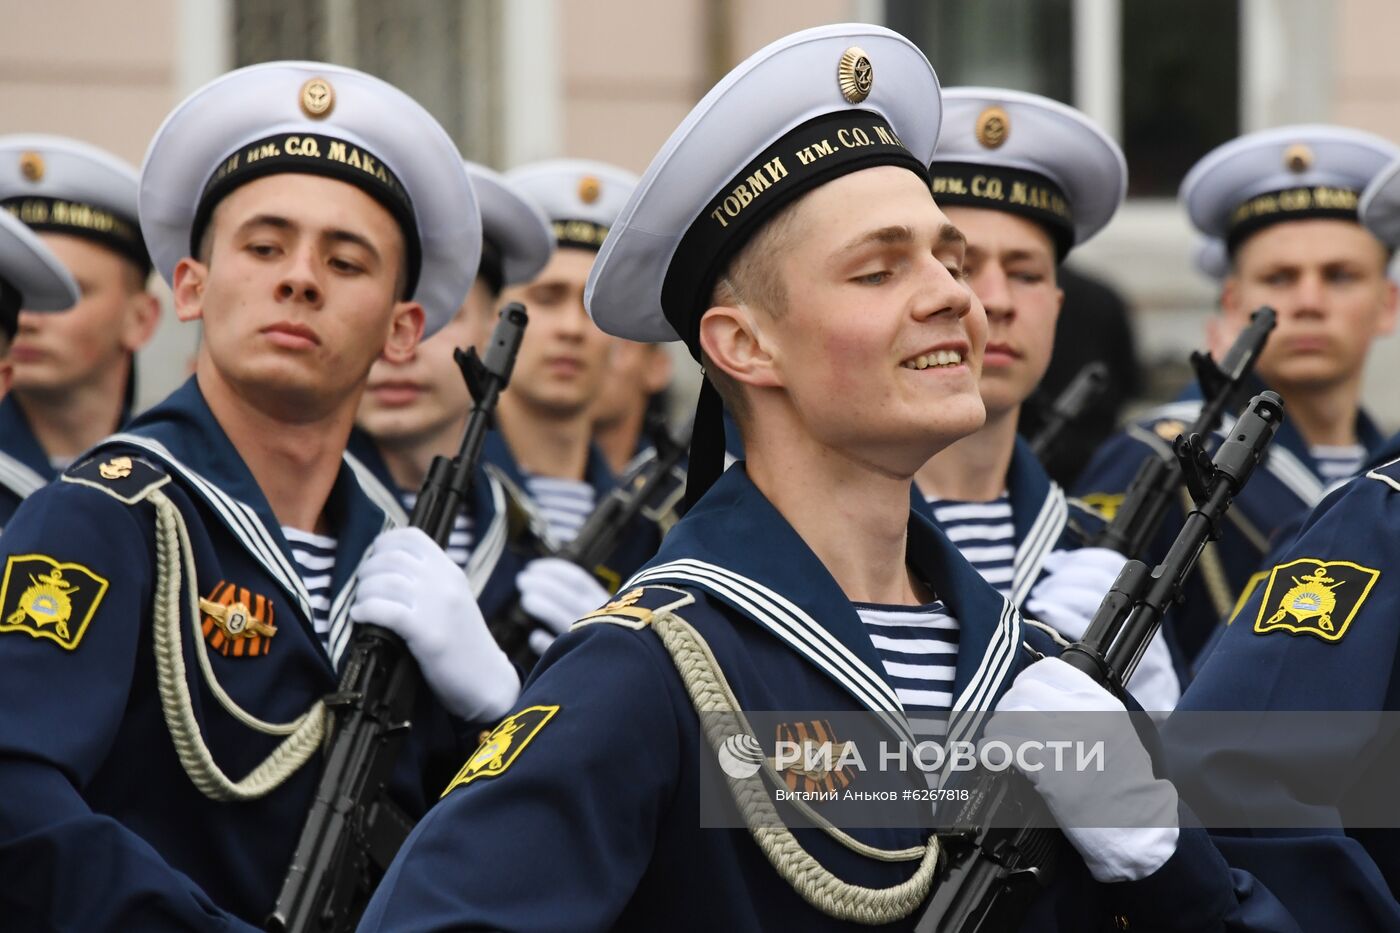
[0,62,516,928]
[917,87,1176,709]
[357,25,1295,932]
[1165,148,1400,932]
[0,206,79,417]
[0,136,160,524]
[489,159,670,656]
[352,160,554,621]
[1075,125,1397,672]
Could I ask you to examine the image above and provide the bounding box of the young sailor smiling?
[357,25,1296,933]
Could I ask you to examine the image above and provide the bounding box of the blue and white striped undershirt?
[283,526,337,649]
[1310,444,1366,485]
[925,493,1016,598]
[856,601,960,741]
[400,489,475,572]
[524,475,596,545]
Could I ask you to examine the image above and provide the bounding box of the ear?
[1372,275,1394,337]
[120,289,162,353]
[642,345,673,394]
[382,300,426,364]
[697,303,781,389]
[172,258,208,324]
[1219,275,1241,315]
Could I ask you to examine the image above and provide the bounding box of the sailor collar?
[1137,375,1383,508]
[95,377,393,668]
[0,395,53,499]
[629,466,1022,747]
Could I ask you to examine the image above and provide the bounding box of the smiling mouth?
[901,349,964,370]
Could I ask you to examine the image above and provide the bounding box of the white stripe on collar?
[106,433,316,627]
[628,558,911,732]
[947,596,1020,750]
[1009,482,1067,607]
[343,451,409,526]
[326,510,395,668]
[1260,445,1325,506]
[1141,399,1205,423]
[466,472,508,597]
[0,449,46,499]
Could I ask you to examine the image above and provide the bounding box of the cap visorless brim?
[189,132,422,299]
[661,109,927,358]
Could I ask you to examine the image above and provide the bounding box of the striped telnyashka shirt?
[283,526,337,650]
[1310,444,1366,486]
[856,601,960,742]
[925,493,1016,598]
[524,475,596,546]
[400,490,475,573]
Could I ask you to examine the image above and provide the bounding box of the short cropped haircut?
[701,197,804,424]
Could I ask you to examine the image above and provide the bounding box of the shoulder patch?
[1077,492,1125,521]
[1252,558,1380,643]
[63,453,169,504]
[1367,456,1400,493]
[0,554,109,650]
[442,704,559,794]
[1151,419,1187,442]
[575,584,696,631]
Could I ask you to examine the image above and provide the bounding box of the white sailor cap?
[0,208,79,338]
[463,161,554,292]
[1193,236,1230,282]
[139,61,480,336]
[506,159,637,253]
[1181,124,1399,256]
[0,135,148,274]
[1358,155,1400,248]
[586,23,941,353]
[929,88,1125,258]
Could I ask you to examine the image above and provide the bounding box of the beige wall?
[0,0,179,167]
[5,0,1400,427]
[557,0,863,173]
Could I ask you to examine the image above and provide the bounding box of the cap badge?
[300,77,335,119]
[1284,143,1313,173]
[838,47,873,104]
[578,175,602,205]
[976,107,1011,149]
[18,152,44,183]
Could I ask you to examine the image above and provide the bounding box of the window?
[1120,2,1239,197]
[885,0,1073,104]
[232,0,503,164]
[886,0,1242,197]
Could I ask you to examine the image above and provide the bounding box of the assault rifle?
[267,304,528,933]
[489,416,687,670]
[916,391,1285,933]
[1094,307,1275,558]
[1027,361,1109,462]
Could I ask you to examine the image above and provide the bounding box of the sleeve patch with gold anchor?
[442,705,560,795]
[1252,558,1380,643]
[1077,492,1125,522]
[0,554,109,650]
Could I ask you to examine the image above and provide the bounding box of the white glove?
[515,557,611,637]
[350,527,520,722]
[1025,548,1127,640]
[1026,548,1180,711]
[984,657,1180,883]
